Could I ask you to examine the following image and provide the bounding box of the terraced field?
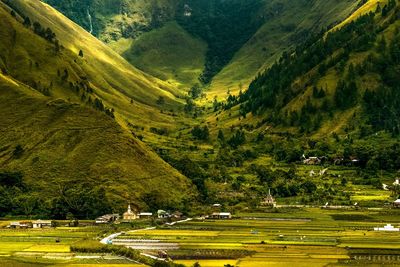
[119,208,400,266]
[1,208,400,266]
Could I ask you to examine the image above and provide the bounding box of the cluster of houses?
[8,220,52,229]
[95,205,184,224]
[302,155,360,166]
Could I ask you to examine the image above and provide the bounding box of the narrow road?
[99,218,193,261]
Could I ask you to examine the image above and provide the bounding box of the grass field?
[1,208,400,266]
[118,208,400,266]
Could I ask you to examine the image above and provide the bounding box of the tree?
[13,145,24,159]
[301,180,317,194]
[189,84,202,99]
[217,129,225,143]
[228,130,246,148]
[23,17,31,27]
[54,40,60,53]
[191,125,209,141]
[156,96,165,106]
[184,98,195,114]
[79,49,84,57]
[0,172,24,188]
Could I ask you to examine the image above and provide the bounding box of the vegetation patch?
[330,214,374,221]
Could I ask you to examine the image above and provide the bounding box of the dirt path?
[99,218,193,262]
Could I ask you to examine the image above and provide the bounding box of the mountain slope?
[120,21,207,89]
[208,0,361,98]
[44,0,196,88]
[0,0,194,218]
[3,0,183,129]
[43,0,361,96]
[0,74,193,215]
[238,0,400,137]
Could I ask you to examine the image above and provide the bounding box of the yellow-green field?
[2,208,400,266]
[102,208,400,266]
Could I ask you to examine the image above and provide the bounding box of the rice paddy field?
[1,208,400,266]
[119,208,400,266]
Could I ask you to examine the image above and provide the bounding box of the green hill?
[209,0,361,98]
[120,21,207,90]
[4,0,183,126]
[0,0,194,218]
[239,0,400,137]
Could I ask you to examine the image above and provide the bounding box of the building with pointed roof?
[260,189,277,207]
[123,204,138,221]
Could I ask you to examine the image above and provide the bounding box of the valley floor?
[2,208,400,266]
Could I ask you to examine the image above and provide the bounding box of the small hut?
[394,199,400,208]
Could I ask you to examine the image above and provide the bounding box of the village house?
[260,189,276,207]
[394,199,400,208]
[171,211,183,219]
[374,224,400,231]
[183,4,192,17]
[123,204,138,221]
[9,221,32,229]
[210,212,232,219]
[157,210,169,219]
[32,220,52,228]
[9,222,22,229]
[138,212,153,219]
[95,214,119,224]
[303,156,321,165]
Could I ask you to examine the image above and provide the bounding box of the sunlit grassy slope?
[0,1,194,207]
[119,21,207,90]
[208,0,360,99]
[6,0,184,129]
[332,0,384,32]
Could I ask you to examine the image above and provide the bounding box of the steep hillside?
[238,0,400,137]
[44,0,197,88]
[2,0,183,130]
[44,0,361,97]
[0,0,194,218]
[0,74,193,218]
[208,0,361,98]
[44,0,178,40]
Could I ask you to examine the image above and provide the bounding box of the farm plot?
[123,208,400,266]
